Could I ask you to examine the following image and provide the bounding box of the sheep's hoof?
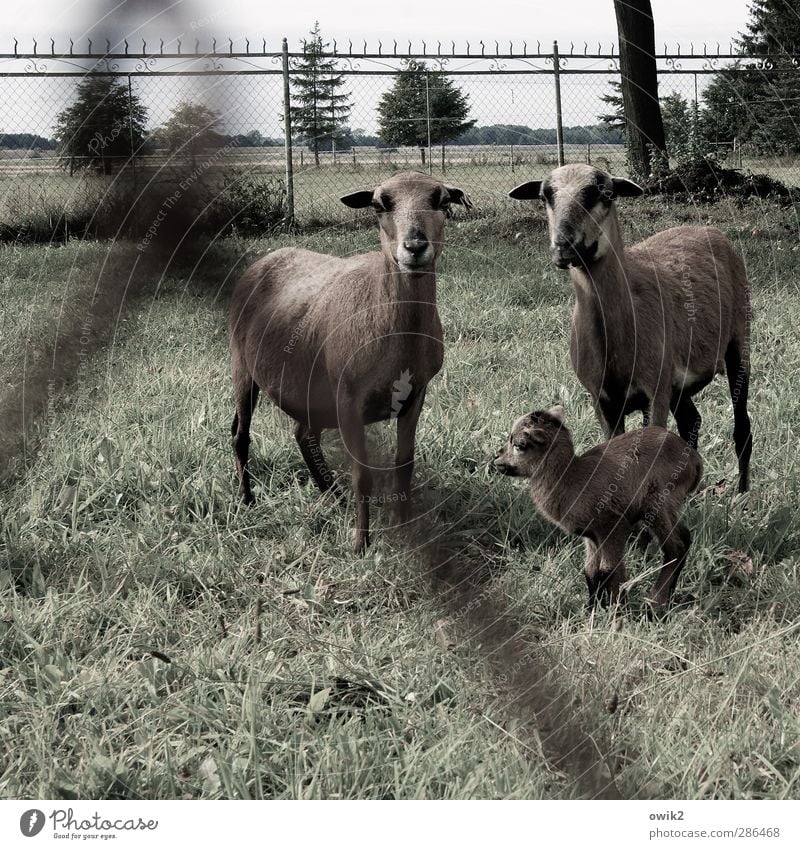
[644,600,669,621]
[396,500,413,525]
[353,535,369,554]
[240,491,254,506]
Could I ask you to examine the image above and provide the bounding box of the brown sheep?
[228,171,471,552]
[510,164,752,492]
[494,406,703,610]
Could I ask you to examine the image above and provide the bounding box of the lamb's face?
[493,406,567,477]
[509,164,643,269]
[341,172,471,273]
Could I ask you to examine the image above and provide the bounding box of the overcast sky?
[10,1,752,52]
[2,1,755,138]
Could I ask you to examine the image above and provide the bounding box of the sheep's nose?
[552,235,578,268]
[493,457,508,473]
[402,238,429,256]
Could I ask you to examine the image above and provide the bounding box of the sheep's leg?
[595,524,629,608]
[596,394,625,439]
[671,394,702,448]
[294,422,342,499]
[725,340,753,493]
[648,389,671,430]
[395,387,427,523]
[648,512,691,609]
[339,409,372,553]
[583,537,602,609]
[231,374,260,504]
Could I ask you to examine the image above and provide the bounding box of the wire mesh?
[1,42,799,235]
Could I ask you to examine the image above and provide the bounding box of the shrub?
[204,171,288,236]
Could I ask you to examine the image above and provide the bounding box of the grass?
[2,145,799,235]
[1,195,799,799]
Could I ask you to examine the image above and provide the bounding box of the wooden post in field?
[587,142,592,165]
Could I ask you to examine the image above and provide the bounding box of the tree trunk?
[419,147,426,166]
[613,0,667,179]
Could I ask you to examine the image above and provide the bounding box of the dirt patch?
[643,158,799,205]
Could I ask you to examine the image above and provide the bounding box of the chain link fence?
[1,39,799,236]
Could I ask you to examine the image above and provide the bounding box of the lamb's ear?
[610,178,644,198]
[509,180,543,200]
[547,405,566,423]
[445,186,473,209]
[340,190,374,208]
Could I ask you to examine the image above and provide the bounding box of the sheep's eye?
[581,185,600,209]
[373,195,393,213]
[512,439,528,452]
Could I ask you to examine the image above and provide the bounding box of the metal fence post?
[126,74,138,230]
[425,72,433,175]
[553,40,565,167]
[281,37,295,224]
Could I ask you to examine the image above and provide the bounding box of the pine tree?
[701,1,800,155]
[377,61,475,166]
[290,22,352,167]
[157,102,227,170]
[598,80,626,136]
[53,76,147,175]
[738,0,800,54]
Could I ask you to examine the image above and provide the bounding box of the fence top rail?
[1,36,799,63]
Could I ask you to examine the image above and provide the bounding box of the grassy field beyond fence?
[3,144,800,234]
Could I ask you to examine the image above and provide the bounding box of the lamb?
[509,164,752,492]
[228,171,472,552]
[494,406,703,610]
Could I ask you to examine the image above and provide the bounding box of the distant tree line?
[0,133,55,150]
[452,124,624,146]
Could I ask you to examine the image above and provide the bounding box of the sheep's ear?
[547,405,566,423]
[340,190,374,208]
[610,178,644,198]
[509,180,543,200]
[445,186,473,209]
